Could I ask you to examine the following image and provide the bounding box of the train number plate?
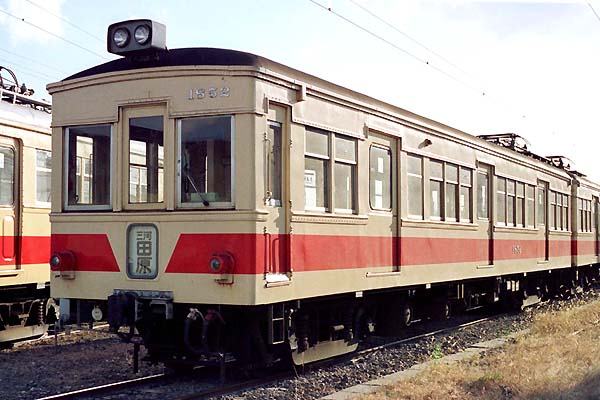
[127,224,158,279]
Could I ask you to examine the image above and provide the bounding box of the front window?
[179,116,232,206]
[129,116,164,204]
[65,124,111,208]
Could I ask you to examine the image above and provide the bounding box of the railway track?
[35,313,500,400]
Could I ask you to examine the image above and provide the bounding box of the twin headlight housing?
[107,19,166,57]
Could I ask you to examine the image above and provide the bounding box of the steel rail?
[36,373,168,400]
[173,371,293,400]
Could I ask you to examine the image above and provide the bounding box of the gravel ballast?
[1,291,598,400]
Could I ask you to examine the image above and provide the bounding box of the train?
[48,19,600,370]
[0,67,55,347]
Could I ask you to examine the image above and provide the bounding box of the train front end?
[48,20,293,367]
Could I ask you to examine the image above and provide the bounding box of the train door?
[476,165,493,266]
[0,137,19,271]
[538,182,549,261]
[264,105,289,277]
[366,132,398,275]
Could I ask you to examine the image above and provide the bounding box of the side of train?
[0,70,54,346]
[48,20,600,367]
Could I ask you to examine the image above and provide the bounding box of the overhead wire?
[347,0,473,78]
[306,0,484,95]
[588,1,600,23]
[0,47,69,75]
[23,0,104,43]
[0,59,60,83]
[0,7,110,61]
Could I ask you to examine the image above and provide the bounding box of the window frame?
[265,120,282,207]
[369,144,393,212]
[304,128,330,212]
[304,128,358,214]
[35,149,52,208]
[459,166,472,222]
[176,115,235,209]
[333,134,357,214]
[63,124,113,211]
[405,153,423,218]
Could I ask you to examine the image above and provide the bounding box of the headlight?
[209,256,223,272]
[134,24,150,44]
[50,254,61,269]
[113,28,129,47]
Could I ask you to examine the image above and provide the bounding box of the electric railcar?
[48,20,599,369]
[0,67,54,347]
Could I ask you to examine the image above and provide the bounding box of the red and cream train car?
[0,69,54,346]
[48,20,599,367]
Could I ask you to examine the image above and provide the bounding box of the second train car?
[0,67,55,346]
[48,20,599,368]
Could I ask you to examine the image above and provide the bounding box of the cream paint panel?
[293,95,366,138]
[0,263,49,286]
[51,213,267,229]
[254,259,575,304]
[50,74,257,126]
[21,209,50,236]
[51,272,259,304]
[234,113,257,211]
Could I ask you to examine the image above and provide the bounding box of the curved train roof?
[66,48,273,81]
[0,99,51,131]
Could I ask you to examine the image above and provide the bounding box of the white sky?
[1,0,599,179]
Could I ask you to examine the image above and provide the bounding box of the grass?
[362,299,600,400]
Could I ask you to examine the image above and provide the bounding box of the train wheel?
[432,300,451,321]
[400,301,413,327]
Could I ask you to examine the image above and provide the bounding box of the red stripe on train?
[51,234,120,272]
[0,236,50,266]
[49,233,584,274]
[20,236,51,265]
[165,234,574,274]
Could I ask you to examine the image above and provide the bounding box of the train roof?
[65,48,274,81]
[0,96,51,131]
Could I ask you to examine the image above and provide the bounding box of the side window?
[406,154,422,217]
[304,128,329,211]
[65,124,111,208]
[586,200,592,232]
[445,163,458,221]
[430,160,443,219]
[369,146,392,211]
[477,171,489,219]
[537,186,546,226]
[36,149,52,205]
[550,191,557,230]
[526,185,535,228]
[266,121,282,206]
[459,167,472,222]
[334,135,356,212]
[563,194,569,231]
[507,180,515,226]
[0,146,14,206]
[516,182,525,227]
[179,116,232,206]
[496,177,506,225]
